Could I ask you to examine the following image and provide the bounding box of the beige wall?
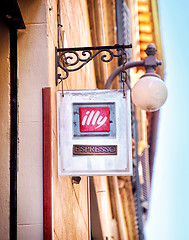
[0,22,10,239]
[17,0,48,238]
[47,0,96,239]
[17,0,96,239]
[93,176,113,239]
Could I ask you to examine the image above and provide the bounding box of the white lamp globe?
[131,73,167,112]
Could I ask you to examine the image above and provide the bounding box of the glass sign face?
[79,107,110,132]
[57,89,132,176]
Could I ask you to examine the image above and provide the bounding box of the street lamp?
[105,43,167,112]
[131,72,167,112]
[55,43,167,112]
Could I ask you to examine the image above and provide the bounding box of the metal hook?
[61,80,64,97]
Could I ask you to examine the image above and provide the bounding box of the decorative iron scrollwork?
[55,44,132,85]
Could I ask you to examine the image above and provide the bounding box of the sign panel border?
[57,89,132,176]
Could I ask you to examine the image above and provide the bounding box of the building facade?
[0,0,164,239]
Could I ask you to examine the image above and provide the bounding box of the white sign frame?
[57,89,132,176]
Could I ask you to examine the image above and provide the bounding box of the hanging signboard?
[57,89,132,176]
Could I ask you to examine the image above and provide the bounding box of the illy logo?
[79,107,110,132]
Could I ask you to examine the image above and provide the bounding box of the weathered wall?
[17,0,96,239]
[46,0,96,239]
[0,22,10,240]
[87,0,119,89]
[16,0,119,238]
[93,176,113,239]
[17,0,48,238]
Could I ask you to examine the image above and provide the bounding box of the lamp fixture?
[55,43,167,112]
[105,43,167,112]
[131,73,167,112]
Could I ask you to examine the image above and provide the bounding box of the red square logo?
[79,107,110,132]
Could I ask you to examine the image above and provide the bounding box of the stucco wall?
[46,0,96,239]
[17,0,48,238]
[17,0,96,239]
[0,22,10,240]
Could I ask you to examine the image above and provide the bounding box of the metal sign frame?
[57,89,132,176]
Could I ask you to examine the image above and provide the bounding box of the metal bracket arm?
[55,44,132,85]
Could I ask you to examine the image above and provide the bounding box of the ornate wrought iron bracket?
[55,44,132,85]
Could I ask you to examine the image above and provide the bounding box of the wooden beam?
[42,87,52,240]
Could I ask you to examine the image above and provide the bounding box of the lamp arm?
[105,60,144,89]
